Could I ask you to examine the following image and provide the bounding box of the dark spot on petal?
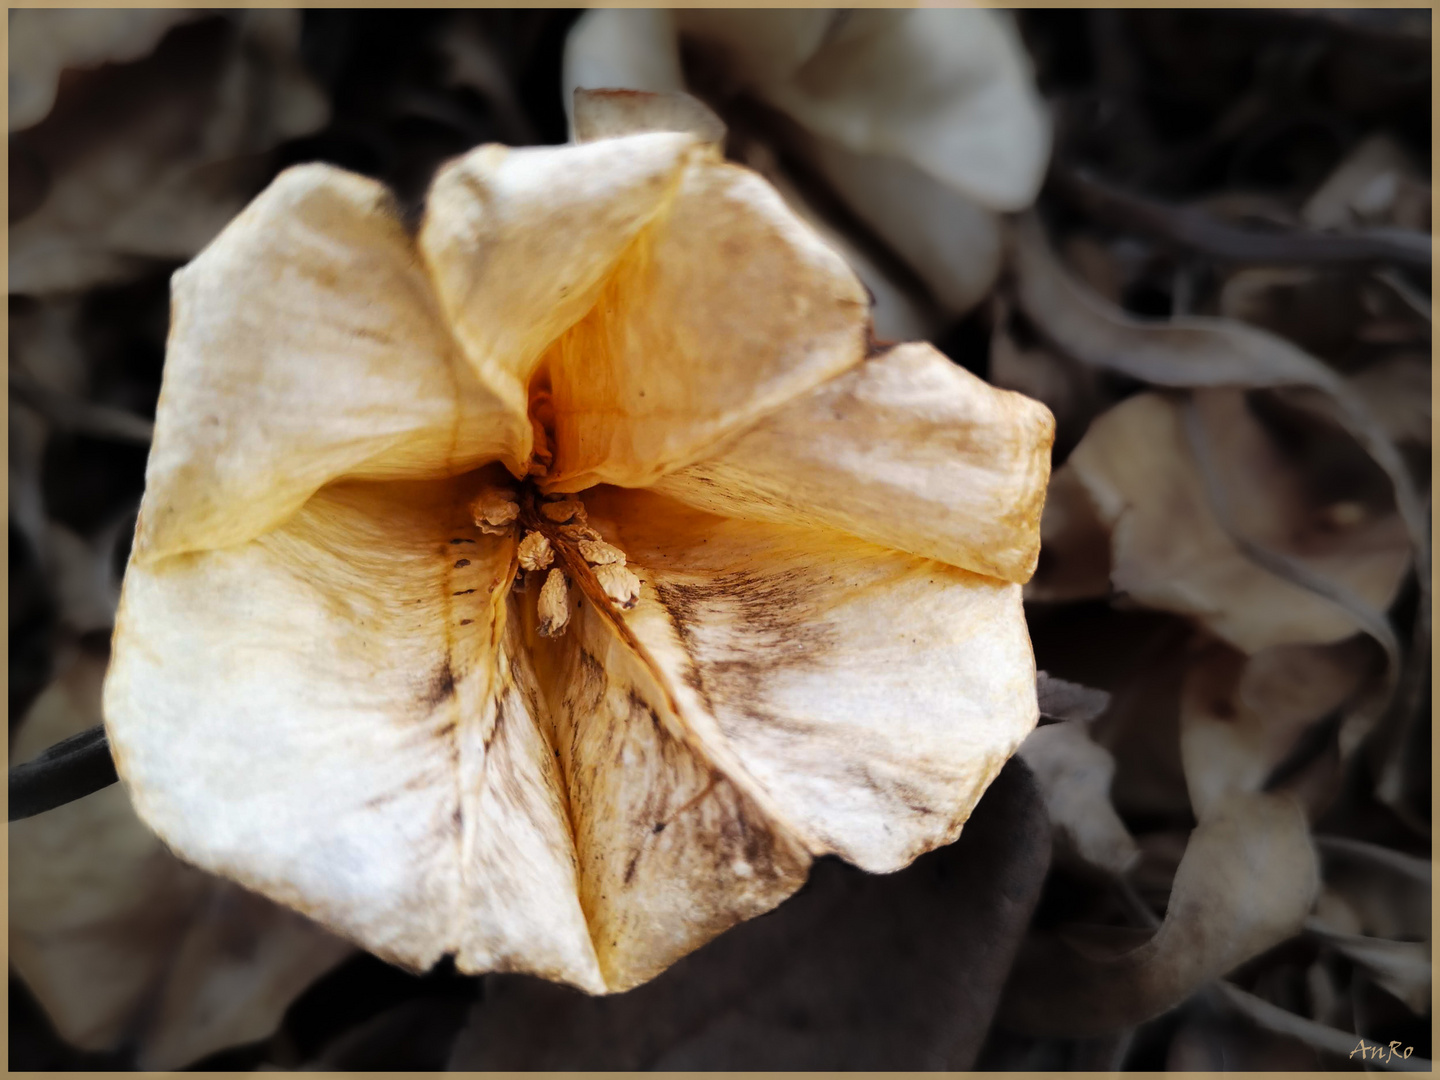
[422,658,456,709]
[450,538,475,545]
[459,618,473,626]
[652,821,666,834]
[453,589,476,596]
[454,558,471,568]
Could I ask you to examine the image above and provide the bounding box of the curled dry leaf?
[1179,637,1376,821]
[1018,720,1138,876]
[8,8,196,132]
[10,649,352,1070]
[565,8,1051,319]
[1305,924,1431,1015]
[999,791,1321,1037]
[104,102,1055,994]
[1061,390,1411,655]
[448,759,1050,1070]
[10,10,328,296]
[1035,671,1111,723]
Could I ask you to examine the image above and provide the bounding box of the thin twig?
[1051,166,1431,270]
[10,724,119,821]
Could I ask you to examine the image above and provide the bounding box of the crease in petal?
[539,154,871,492]
[584,487,1040,873]
[135,163,529,563]
[651,342,1055,583]
[418,133,704,433]
[107,476,597,990]
[517,572,812,993]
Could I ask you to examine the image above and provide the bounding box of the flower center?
[469,482,640,639]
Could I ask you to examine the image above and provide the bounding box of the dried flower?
[104,102,1054,994]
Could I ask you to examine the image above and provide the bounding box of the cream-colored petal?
[572,88,726,147]
[520,585,812,993]
[11,650,351,1068]
[106,477,601,990]
[759,10,1051,211]
[1068,391,1412,653]
[539,154,870,492]
[418,133,703,429]
[135,164,528,563]
[586,487,1039,873]
[651,343,1054,583]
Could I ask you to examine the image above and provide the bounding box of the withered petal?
[651,342,1054,583]
[11,651,351,1069]
[520,587,812,992]
[418,133,703,432]
[136,164,529,563]
[583,487,1039,873]
[106,478,604,990]
[537,151,871,492]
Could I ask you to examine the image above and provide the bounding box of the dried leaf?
[1303,133,1430,233]
[1306,924,1431,1015]
[1065,390,1411,654]
[1036,671,1111,723]
[8,9,196,132]
[1018,720,1138,875]
[448,759,1049,1069]
[999,792,1320,1036]
[10,12,328,295]
[1180,637,1375,820]
[1217,982,1431,1071]
[1315,835,1430,943]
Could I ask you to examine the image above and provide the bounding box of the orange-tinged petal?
[585,488,1039,873]
[539,153,871,492]
[106,478,603,991]
[135,164,529,563]
[651,343,1054,583]
[418,133,703,427]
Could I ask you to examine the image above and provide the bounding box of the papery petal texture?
[585,488,1039,872]
[136,165,529,562]
[652,343,1054,583]
[108,479,601,987]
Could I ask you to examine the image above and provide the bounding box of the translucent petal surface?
[136,165,528,562]
[538,155,870,491]
[587,488,1039,872]
[107,479,602,989]
[651,343,1054,583]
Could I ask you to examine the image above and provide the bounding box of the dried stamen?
[540,498,586,523]
[537,567,571,637]
[594,563,641,609]
[577,538,626,566]
[472,487,519,534]
[517,530,554,572]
